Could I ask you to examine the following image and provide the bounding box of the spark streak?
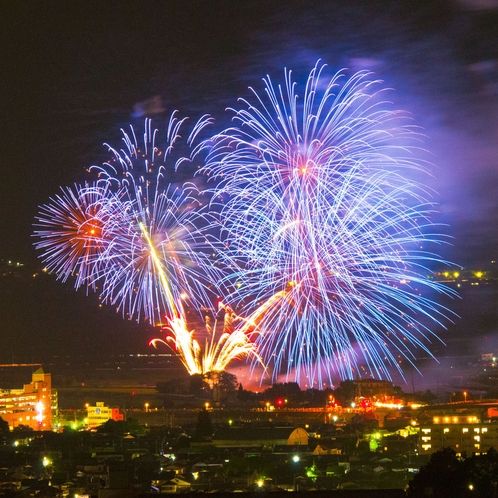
[201,62,457,385]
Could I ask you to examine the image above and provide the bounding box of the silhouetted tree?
[0,417,9,439]
[189,373,204,395]
[465,448,498,497]
[195,409,213,440]
[97,417,142,436]
[264,382,301,403]
[209,371,238,391]
[407,448,468,497]
[333,380,357,407]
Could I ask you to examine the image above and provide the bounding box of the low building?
[87,402,124,428]
[313,442,343,455]
[0,367,56,430]
[152,476,191,493]
[212,426,309,449]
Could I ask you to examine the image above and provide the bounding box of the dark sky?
[1,0,498,362]
[1,0,497,265]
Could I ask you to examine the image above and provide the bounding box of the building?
[87,402,124,428]
[0,367,57,430]
[419,420,498,455]
[211,426,309,449]
[352,379,394,398]
[417,403,498,455]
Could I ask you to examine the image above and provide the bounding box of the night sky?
[1,1,497,364]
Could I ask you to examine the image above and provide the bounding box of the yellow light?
[476,271,483,278]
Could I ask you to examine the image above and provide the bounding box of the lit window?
[444,428,450,433]
[482,428,488,433]
[462,428,469,433]
[474,428,480,433]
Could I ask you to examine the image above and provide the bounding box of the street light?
[145,402,150,412]
[463,392,468,403]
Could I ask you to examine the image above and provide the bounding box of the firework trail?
[35,114,219,325]
[150,301,264,376]
[200,61,456,385]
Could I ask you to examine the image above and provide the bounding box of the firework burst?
[35,115,219,325]
[201,62,456,385]
[150,301,263,376]
[33,183,124,290]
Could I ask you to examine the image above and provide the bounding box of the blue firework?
[35,115,219,325]
[200,62,456,386]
